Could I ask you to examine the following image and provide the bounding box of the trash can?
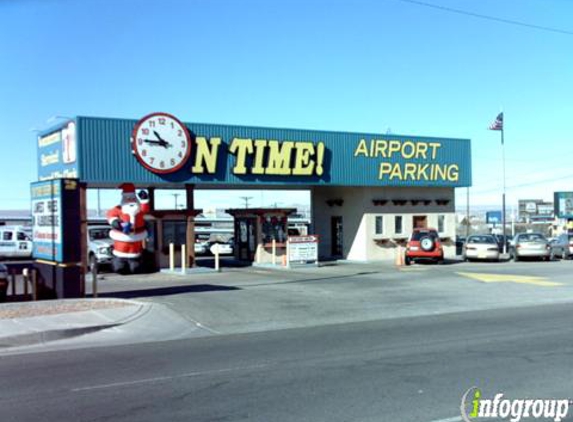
[0,264,8,302]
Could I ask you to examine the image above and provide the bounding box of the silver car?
[463,235,500,261]
[510,233,552,261]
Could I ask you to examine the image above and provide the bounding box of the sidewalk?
[0,298,147,348]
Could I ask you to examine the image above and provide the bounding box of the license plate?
[478,253,487,258]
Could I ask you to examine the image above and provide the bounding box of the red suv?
[405,228,444,265]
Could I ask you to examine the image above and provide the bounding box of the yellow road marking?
[456,272,563,287]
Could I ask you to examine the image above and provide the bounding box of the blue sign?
[37,120,78,181]
[486,211,502,224]
[56,115,472,188]
[31,179,81,262]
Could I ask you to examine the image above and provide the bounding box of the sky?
[1,0,572,213]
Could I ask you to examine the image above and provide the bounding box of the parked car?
[0,226,33,259]
[405,228,444,265]
[87,225,113,272]
[550,233,573,259]
[462,235,500,262]
[509,232,552,261]
[194,241,209,255]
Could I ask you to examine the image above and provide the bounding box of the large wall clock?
[131,112,191,174]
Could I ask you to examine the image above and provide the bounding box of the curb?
[0,299,151,349]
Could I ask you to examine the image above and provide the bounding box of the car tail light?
[516,244,521,249]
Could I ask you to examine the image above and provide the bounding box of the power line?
[391,0,573,36]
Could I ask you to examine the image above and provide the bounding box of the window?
[17,232,30,241]
[162,220,187,248]
[438,215,445,233]
[394,216,403,234]
[2,231,12,241]
[375,216,384,235]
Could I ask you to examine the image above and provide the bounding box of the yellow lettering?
[354,139,369,157]
[265,140,294,175]
[292,142,315,176]
[416,143,428,159]
[378,162,392,180]
[417,164,429,180]
[373,140,388,158]
[389,163,402,179]
[447,164,459,181]
[229,138,253,175]
[429,142,441,159]
[191,137,221,174]
[401,141,416,159]
[388,141,401,157]
[252,139,268,175]
[403,163,417,180]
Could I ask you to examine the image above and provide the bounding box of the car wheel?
[404,256,411,266]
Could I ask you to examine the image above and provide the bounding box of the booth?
[226,208,295,264]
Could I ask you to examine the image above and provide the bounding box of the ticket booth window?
[262,216,287,243]
[162,220,186,251]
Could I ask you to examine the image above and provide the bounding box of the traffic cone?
[395,246,404,267]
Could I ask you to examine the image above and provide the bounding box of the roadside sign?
[288,235,319,264]
[486,211,502,225]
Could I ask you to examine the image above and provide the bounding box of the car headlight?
[98,246,110,255]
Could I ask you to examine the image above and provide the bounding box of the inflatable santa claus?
[106,183,150,274]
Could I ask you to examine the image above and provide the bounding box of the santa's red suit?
[106,183,150,259]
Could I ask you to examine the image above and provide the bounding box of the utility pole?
[240,196,253,209]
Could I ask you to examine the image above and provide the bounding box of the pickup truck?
[0,226,33,259]
[87,225,114,272]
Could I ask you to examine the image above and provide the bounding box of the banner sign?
[73,115,472,188]
[288,235,319,264]
[37,120,78,181]
[554,192,573,219]
[31,179,81,262]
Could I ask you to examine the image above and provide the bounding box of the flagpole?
[501,124,506,254]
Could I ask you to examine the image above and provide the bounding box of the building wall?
[311,186,456,261]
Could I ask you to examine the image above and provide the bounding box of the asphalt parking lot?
[85,257,573,338]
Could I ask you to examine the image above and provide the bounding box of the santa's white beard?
[121,202,141,224]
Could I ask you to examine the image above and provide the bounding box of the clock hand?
[143,139,163,145]
[153,131,171,148]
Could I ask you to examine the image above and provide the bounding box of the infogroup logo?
[460,387,571,422]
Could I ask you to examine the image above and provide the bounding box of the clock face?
[131,112,192,174]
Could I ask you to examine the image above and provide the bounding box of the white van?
[0,226,33,259]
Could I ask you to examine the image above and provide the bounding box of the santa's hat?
[119,183,138,203]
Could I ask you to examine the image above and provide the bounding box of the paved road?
[2,302,573,422]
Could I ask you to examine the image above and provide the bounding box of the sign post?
[31,179,83,298]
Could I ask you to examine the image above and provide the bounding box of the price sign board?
[288,235,319,264]
[31,179,81,262]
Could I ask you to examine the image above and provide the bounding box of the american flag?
[489,112,503,131]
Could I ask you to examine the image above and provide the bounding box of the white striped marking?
[71,363,270,392]
[426,417,462,422]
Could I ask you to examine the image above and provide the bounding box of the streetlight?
[489,112,506,253]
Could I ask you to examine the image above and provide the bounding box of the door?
[413,215,428,229]
[331,216,343,257]
[237,218,257,261]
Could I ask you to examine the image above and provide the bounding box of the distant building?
[517,199,554,224]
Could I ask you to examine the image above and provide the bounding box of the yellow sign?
[354,138,460,182]
[457,272,562,287]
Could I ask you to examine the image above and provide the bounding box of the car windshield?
[468,236,496,244]
[518,234,546,242]
[89,228,111,240]
[411,230,438,241]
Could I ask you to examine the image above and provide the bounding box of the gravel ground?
[0,300,133,319]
